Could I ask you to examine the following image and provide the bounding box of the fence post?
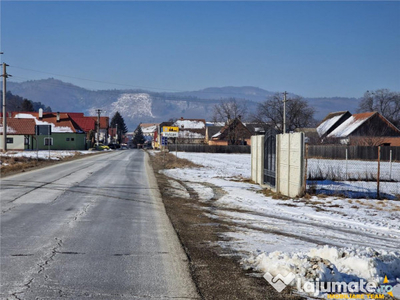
[345,148,348,180]
[389,149,393,181]
[377,146,381,199]
[303,144,308,194]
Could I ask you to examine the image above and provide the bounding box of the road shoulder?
[148,151,303,300]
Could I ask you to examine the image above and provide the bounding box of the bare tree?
[252,93,315,133]
[358,89,400,127]
[212,98,247,123]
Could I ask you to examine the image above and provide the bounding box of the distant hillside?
[1,91,51,113]
[7,79,360,130]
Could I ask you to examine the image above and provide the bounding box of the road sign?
[161,136,168,146]
[162,132,178,138]
[163,126,179,133]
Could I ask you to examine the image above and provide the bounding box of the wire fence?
[306,146,400,199]
[167,144,251,153]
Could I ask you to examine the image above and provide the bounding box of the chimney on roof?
[57,112,60,122]
[181,117,184,120]
[8,112,11,118]
[39,108,43,120]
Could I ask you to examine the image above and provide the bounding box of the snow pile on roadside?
[1,150,93,160]
[246,246,400,295]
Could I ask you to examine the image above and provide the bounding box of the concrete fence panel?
[276,132,305,198]
[251,135,264,184]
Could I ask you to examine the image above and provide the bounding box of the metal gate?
[264,129,277,186]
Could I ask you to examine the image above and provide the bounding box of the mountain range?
[7,78,361,131]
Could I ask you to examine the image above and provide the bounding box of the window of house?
[71,138,75,141]
[24,137,29,145]
[66,138,70,141]
[6,138,13,144]
[44,138,53,146]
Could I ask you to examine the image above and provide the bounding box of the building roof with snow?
[0,118,36,135]
[12,112,84,133]
[174,118,206,130]
[317,111,351,138]
[140,123,159,135]
[211,118,252,143]
[173,118,206,141]
[326,112,400,138]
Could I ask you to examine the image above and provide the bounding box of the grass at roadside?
[0,151,102,177]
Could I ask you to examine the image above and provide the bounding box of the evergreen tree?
[110,111,128,143]
[21,99,34,111]
[133,125,145,146]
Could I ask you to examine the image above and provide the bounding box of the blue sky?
[1,1,399,98]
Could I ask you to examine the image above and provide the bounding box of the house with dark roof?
[317,111,400,146]
[209,118,252,145]
[0,118,36,150]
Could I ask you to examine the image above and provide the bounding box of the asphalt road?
[1,150,199,300]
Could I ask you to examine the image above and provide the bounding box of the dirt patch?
[149,151,303,300]
[150,151,202,170]
[0,152,101,178]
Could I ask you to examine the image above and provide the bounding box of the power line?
[9,65,280,98]
[10,65,185,92]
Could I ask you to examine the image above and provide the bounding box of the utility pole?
[96,109,101,147]
[1,61,11,152]
[282,91,288,134]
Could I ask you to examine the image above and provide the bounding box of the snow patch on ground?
[162,152,400,298]
[1,150,93,160]
[166,179,190,198]
[186,183,214,201]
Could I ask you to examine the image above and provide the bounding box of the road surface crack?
[37,237,63,275]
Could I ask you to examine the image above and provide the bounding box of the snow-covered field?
[308,158,400,199]
[0,150,94,161]
[161,152,400,298]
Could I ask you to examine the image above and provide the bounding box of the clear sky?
[1,1,399,98]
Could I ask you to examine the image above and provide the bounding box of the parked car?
[96,144,110,150]
[108,143,120,149]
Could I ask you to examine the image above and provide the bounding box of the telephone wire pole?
[96,109,101,147]
[283,91,288,134]
[1,62,11,152]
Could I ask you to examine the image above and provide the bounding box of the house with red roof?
[0,118,36,150]
[317,111,400,146]
[12,111,88,150]
[89,116,110,144]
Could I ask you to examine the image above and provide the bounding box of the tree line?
[1,91,52,113]
[212,88,400,133]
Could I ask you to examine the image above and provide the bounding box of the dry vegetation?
[149,151,202,169]
[0,152,98,177]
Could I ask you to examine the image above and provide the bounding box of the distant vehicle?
[108,143,121,149]
[96,144,110,150]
